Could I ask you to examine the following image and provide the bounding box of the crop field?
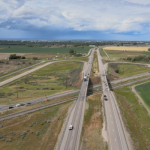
[0,45,91,53]
[79,93,107,150]
[108,63,150,79]
[135,82,150,109]
[0,101,73,150]
[114,83,150,150]
[0,61,83,104]
[103,46,150,51]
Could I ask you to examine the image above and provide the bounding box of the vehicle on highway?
[9,106,14,109]
[16,104,21,107]
[84,75,87,81]
[26,102,31,105]
[69,125,73,130]
[104,97,107,101]
[104,95,106,97]
[20,103,25,106]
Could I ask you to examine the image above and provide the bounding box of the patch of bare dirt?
[0,53,26,60]
[25,53,55,58]
[90,76,100,84]
[0,59,36,75]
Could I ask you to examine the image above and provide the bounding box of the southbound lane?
[97,49,128,150]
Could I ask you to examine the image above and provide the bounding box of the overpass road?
[97,49,129,150]
[58,49,94,150]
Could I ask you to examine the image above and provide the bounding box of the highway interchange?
[1,47,150,150]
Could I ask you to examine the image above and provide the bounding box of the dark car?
[26,102,31,106]
[104,98,107,101]
[9,106,14,109]
[26,102,31,105]
[104,95,106,97]
[20,103,25,106]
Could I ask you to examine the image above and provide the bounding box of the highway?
[58,49,94,150]
[97,49,129,150]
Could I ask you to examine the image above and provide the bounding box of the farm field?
[103,46,150,51]
[108,63,150,79]
[79,93,107,150]
[135,82,150,109]
[0,61,83,105]
[0,101,73,150]
[114,81,150,150]
[0,45,91,53]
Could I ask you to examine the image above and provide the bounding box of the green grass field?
[0,46,91,53]
[114,82,150,150]
[135,82,150,109]
[108,63,150,78]
[0,61,82,104]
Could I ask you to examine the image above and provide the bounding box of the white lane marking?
[109,92,125,150]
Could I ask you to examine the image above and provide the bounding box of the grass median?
[79,93,108,150]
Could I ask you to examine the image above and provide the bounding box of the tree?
[69,49,74,54]
[148,48,150,51]
[21,56,26,59]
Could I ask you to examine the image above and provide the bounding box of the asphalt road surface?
[97,49,129,150]
[58,49,94,150]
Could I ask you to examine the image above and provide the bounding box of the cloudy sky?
[1,0,150,40]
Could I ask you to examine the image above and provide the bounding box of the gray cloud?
[1,0,150,36]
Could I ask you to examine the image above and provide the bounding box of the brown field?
[0,53,27,60]
[103,47,150,51]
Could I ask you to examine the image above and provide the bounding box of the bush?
[22,56,26,59]
[9,54,21,59]
[32,57,38,60]
[36,131,39,136]
[115,69,119,73]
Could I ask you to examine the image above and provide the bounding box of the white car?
[69,125,73,130]
[16,104,21,107]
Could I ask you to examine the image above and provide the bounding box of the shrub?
[22,56,26,59]
[36,131,39,136]
[9,54,21,59]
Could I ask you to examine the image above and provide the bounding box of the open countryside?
[103,46,150,51]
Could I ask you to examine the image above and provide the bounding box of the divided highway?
[97,49,128,150]
[58,49,94,150]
